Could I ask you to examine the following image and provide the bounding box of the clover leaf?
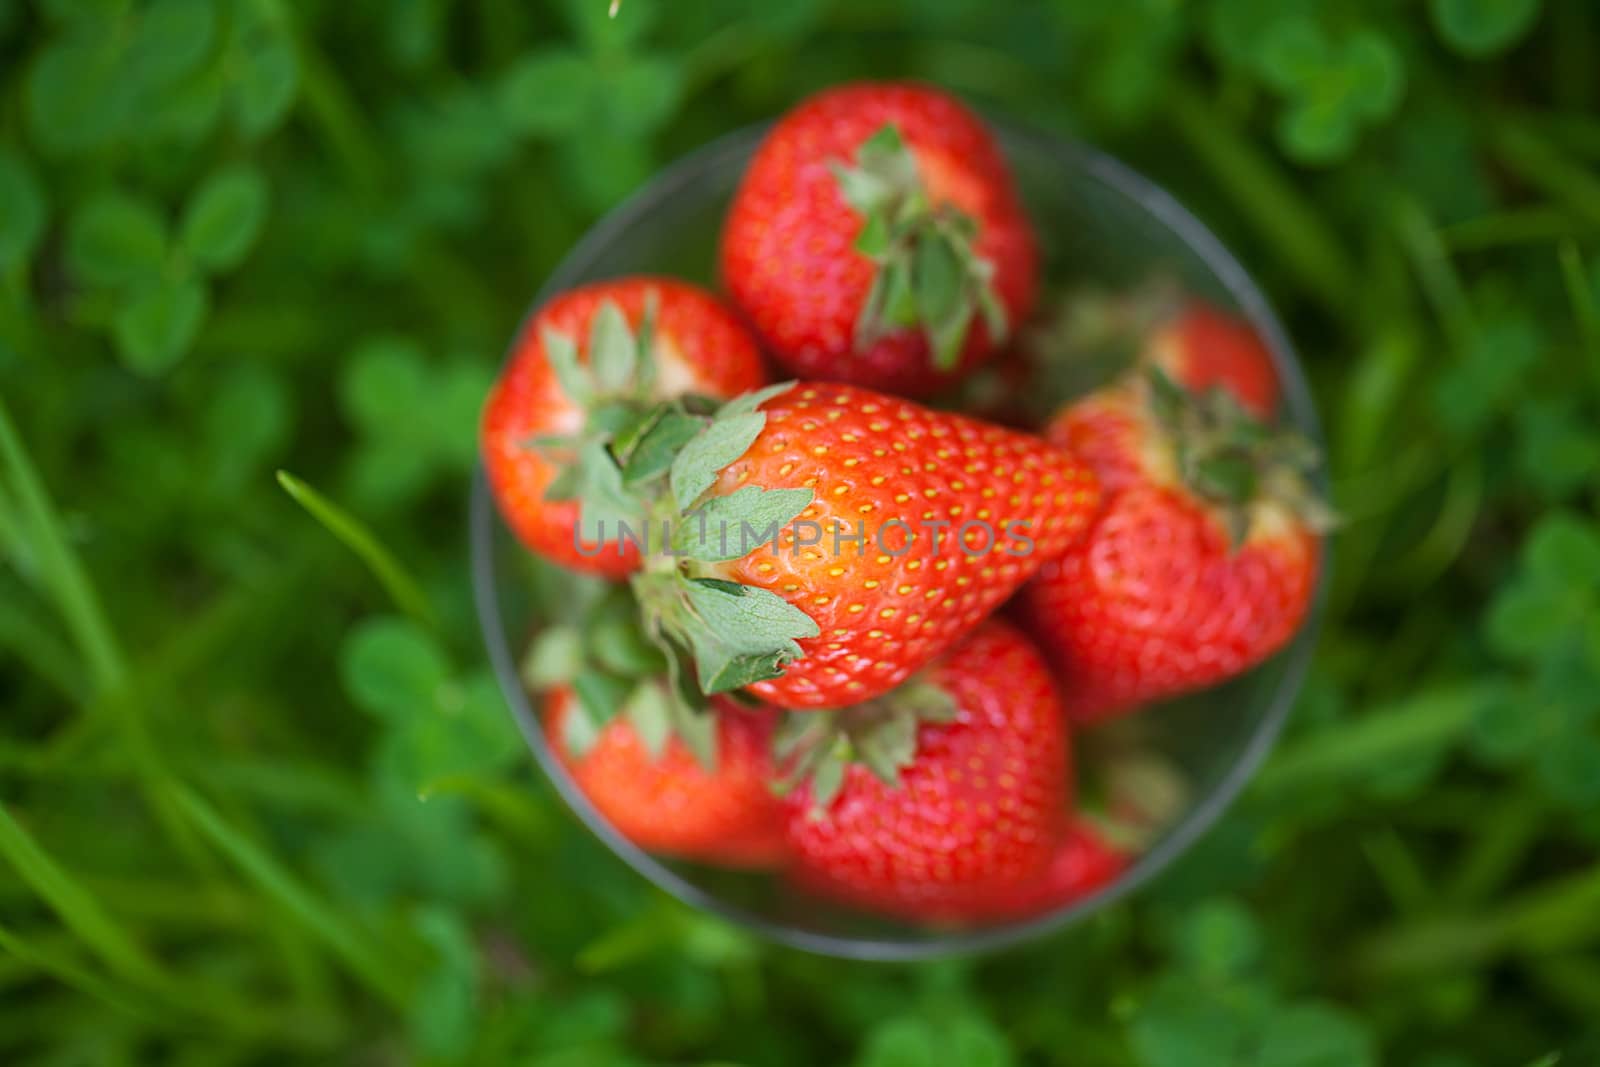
[340,336,492,506]
[1430,0,1544,58]
[1474,513,1600,807]
[1257,18,1405,164]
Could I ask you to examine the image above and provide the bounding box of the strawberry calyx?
[1074,744,1190,853]
[532,296,685,542]
[1011,279,1183,417]
[772,679,960,812]
[522,584,725,768]
[1142,367,1333,546]
[831,124,1007,370]
[627,382,821,697]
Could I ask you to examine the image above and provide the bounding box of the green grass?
[3,0,1599,1064]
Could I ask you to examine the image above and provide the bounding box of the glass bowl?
[471,119,1326,960]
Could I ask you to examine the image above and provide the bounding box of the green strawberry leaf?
[587,299,636,394]
[587,400,640,437]
[572,667,631,738]
[832,123,1006,362]
[774,678,957,809]
[541,325,592,408]
[584,587,668,677]
[674,486,813,562]
[716,380,796,419]
[520,625,584,689]
[621,410,703,487]
[562,439,642,543]
[622,680,673,760]
[610,404,668,466]
[671,576,818,694]
[669,411,765,509]
[854,210,892,258]
[853,708,918,785]
[891,680,959,723]
[913,230,964,327]
[808,751,848,811]
[543,464,580,502]
[665,693,718,772]
[856,124,918,191]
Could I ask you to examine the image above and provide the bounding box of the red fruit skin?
[971,821,1130,922]
[706,383,1100,709]
[1021,383,1318,724]
[544,689,787,869]
[721,82,1037,398]
[1150,302,1279,420]
[482,277,767,577]
[782,619,1070,923]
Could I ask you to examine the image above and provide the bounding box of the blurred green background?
[3,0,1599,1063]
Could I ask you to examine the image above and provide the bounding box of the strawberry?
[543,686,786,868]
[1020,368,1325,723]
[721,82,1037,397]
[998,282,1280,427]
[627,381,1100,709]
[776,619,1071,922]
[482,277,766,577]
[971,821,1130,922]
[1148,300,1279,421]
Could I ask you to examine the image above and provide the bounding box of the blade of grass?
[417,774,556,843]
[0,805,173,992]
[1357,862,1600,980]
[1362,827,1432,917]
[1557,239,1600,395]
[1448,794,1546,907]
[1165,88,1355,312]
[1526,955,1600,1018]
[1394,197,1476,349]
[0,593,89,703]
[0,399,205,867]
[1440,206,1588,250]
[1493,122,1600,227]
[0,921,164,1023]
[1256,683,1482,793]
[272,0,388,193]
[276,471,436,627]
[167,784,413,1007]
[1376,452,1483,595]
[0,395,126,691]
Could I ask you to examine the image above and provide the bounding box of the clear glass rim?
[470,118,1328,961]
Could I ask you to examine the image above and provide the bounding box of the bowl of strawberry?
[472,82,1327,958]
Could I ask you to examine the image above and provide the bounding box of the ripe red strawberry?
[482,277,766,577]
[998,283,1280,427]
[1148,301,1278,420]
[777,619,1071,922]
[971,821,1130,922]
[1020,369,1324,723]
[544,686,786,868]
[721,82,1037,397]
[630,382,1100,709]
